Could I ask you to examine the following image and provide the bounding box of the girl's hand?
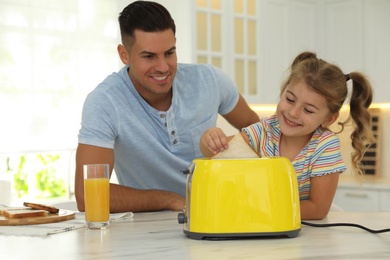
[199,127,229,156]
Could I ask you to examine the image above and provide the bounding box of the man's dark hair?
[118,1,176,46]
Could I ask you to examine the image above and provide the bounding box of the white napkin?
[0,212,133,236]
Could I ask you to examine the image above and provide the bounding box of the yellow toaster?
[177,157,301,240]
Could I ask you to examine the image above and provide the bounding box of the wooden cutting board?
[0,209,75,226]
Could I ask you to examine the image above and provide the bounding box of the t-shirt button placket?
[160,113,167,127]
[171,130,177,144]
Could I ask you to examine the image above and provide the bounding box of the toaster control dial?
[177,212,187,224]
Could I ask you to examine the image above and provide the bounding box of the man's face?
[124,29,177,99]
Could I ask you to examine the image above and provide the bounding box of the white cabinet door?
[363,0,390,103]
[333,188,380,211]
[257,0,320,104]
[322,0,364,74]
[380,191,390,212]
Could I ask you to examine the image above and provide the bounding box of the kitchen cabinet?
[322,0,364,73]
[363,0,390,103]
[260,0,390,103]
[258,0,390,104]
[162,0,323,104]
[162,0,389,103]
[323,0,390,103]
[257,0,321,104]
[380,191,390,211]
[333,187,380,211]
[333,180,390,212]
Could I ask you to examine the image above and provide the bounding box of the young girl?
[200,51,375,220]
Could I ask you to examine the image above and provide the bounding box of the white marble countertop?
[1,211,390,259]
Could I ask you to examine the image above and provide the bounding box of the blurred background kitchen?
[0,0,389,211]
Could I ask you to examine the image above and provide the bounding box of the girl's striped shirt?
[242,114,346,200]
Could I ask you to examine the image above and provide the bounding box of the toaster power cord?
[301,221,390,234]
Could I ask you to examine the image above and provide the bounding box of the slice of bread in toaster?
[212,133,260,159]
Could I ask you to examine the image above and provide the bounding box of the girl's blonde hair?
[281,51,375,176]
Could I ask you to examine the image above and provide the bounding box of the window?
[0,0,123,204]
[194,0,260,98]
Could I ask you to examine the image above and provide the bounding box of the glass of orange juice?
[83,164,110,229]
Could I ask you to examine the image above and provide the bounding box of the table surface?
[1,211,389,259]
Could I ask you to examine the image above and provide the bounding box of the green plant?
[12,155,29,198]
[35,154,66,198]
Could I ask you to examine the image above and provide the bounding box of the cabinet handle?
[345,192,368,198]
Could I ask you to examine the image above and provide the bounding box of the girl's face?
[276,80,337,140]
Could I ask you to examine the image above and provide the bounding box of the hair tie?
[345,74,350,81]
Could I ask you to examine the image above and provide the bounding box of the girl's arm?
[199,127,233,157]
[200,130,252,157]
[299,173,340,220]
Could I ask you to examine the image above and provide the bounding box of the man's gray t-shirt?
[78,63,239,196]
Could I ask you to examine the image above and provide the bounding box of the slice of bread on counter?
[0,202,59,219]
[0,205,31,215]
[3,209,47,219]
[212,133,260,159]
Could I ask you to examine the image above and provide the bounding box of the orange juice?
[84,178,110,222]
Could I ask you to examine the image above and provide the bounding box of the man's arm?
[75,144,185,213]
[222,94,259,130]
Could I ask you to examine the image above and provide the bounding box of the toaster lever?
[179,169,190,175]
[180,162,196,175]
[177,212,187,224]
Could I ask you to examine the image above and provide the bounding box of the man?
[75,1,259,213]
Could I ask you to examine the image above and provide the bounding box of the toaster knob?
[177,212,187,224]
